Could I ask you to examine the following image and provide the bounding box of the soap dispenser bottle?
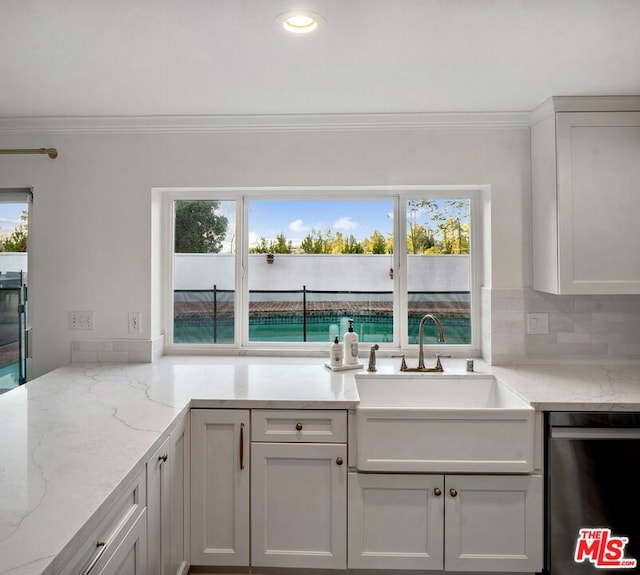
[344,319,359,365]
[330,336,343,368]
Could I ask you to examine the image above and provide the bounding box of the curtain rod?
[0,148,58,159]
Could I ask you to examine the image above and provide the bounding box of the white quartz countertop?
[1,354,639,575]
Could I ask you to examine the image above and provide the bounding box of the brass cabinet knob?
[295,422,303,431]
[449,488,458,497]
[434,487,442,497]
[336,456,344,465]
[158,453,168,462]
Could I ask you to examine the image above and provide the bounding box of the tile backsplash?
[71,335,165,364]
[487,288,640,364]
[70,293,639,366]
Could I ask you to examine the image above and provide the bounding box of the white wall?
[175,253,469,292]
[0,253,27,274]
[0,124,530,376]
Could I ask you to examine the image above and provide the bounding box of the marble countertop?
[489,363,640,411]
[1,354,639,575]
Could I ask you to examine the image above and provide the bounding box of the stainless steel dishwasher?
[546,412,640,574]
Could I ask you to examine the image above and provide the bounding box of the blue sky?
[0,203,27,235]
[244,198,469,248]
[247,199,395,247]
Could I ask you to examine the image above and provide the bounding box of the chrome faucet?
[401,313,446,372]
[367,344,379,372]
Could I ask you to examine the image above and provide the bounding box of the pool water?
[0,362,19,390]
[174,316,470,345]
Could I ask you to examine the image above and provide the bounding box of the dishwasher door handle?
[551,427,640,440]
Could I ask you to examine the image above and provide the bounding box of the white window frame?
[162,186,482,356]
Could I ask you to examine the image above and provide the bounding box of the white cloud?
[289,219,310,233]
[333,216,359,231]
[248,231,260,246]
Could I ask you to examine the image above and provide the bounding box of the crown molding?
[530,95,640,124]
[0,111,530,134]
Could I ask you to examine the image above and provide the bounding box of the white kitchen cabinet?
[531,96,640,294]
[251,410,347,569]
[147,436,170,575]
[348,473,444,570]
[57,468,147,575]
[349,472,542,572]
[147,413,189,575]
[96,509,148,575]
[190,409,249,566]
[444,474,542,572]
[168,414,189,575]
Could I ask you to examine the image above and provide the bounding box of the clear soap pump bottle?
[344,319,359,365]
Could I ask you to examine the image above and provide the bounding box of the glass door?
[0,189,31,392]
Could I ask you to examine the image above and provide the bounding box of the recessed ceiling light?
[278,11,321,34]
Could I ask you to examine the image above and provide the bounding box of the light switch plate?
[526,312,549,335]
[69,311,95,330]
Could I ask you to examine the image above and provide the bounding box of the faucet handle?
[391,354,408,371]
[434,353,451,372]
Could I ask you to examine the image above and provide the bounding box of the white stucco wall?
[0,124,529,376]
[0,253,27,274]
[174,253,469,292]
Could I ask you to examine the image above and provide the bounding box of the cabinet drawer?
[251,410,347,443]
[56,467,146,575]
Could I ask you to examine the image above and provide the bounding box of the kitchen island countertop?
[1,354,640,575]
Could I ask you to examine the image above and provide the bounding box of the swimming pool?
[0,361,19,390]
[174,314,470,345]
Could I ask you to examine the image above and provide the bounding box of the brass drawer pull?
[295,422,303,431]
[336,456,344,465]
[434,487,442,497]
[239,423,245,470]
[449,488,458,498]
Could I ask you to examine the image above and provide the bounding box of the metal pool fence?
[174,287,471,345]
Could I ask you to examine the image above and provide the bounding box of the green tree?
[331,232,345,254]
[300,229,332,254]
[407,199,470,254]
[174,201,228,253]
[250,233,292,254]
[250,237,271,253]
[272,232,292,254]
[363,230,388,254]
[440,218,470,254]
[342,234,364,254]
[407,223,435,254]
[2,210,28,252]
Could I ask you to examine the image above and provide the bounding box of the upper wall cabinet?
[531,96,640,294]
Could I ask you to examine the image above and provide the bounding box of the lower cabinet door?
[251,442,347,569]
[97,509,148,575]
[348,472,444,570]
[190,409,250,566]
[168,414,189,575]
[147,437,170,575]
[444,474,543,573]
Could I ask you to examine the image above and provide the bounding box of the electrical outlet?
[69,311,95,330]
[526,312,549,335]
[128,312,142,335]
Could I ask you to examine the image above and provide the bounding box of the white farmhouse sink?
[355,373,534,473]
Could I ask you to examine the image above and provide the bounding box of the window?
[166,187,478,353]
[0,188,31,389]
[173,199,236,344]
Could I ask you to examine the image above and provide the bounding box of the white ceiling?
[1,0,639,118]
